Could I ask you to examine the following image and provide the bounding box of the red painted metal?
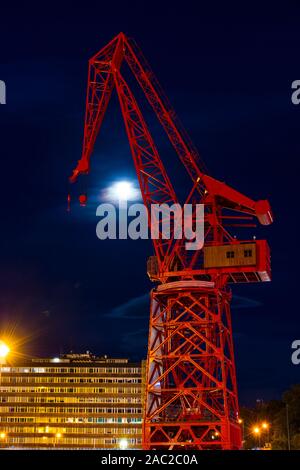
[70,33,272,449]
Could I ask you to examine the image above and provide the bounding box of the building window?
[244,249,252,257]
[226,251,235,259]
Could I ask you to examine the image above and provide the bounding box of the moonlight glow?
[106,181,140,202]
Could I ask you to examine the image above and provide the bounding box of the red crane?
[70,32,273,450]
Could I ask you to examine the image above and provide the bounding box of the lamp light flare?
[0,341,10,358]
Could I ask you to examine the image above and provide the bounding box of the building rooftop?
[5,352,142,367]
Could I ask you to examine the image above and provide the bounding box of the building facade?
[0,353,145,449]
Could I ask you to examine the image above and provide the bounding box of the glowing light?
[52,357,60,363]
[0,432,6,439]
[238,418,243,424]
[56,433,62,439]
[106,181,140,202]
[119,438,128,450]
[261,421,269,430]
[253,426,260,435]
[0,341,10,358]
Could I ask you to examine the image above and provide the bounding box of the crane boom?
[70,32,203,186]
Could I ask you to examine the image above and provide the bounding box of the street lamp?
[253,426,261,448]
[261,421,270,446]
[238,418,245,444]
[0,340,10,389]
[0,343,10,449]
[0,432,7,449]
[54,432,62,449]
[0,341,10,359]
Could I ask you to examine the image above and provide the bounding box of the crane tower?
[69,33,272,449]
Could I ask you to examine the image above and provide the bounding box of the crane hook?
[79,194,88,207]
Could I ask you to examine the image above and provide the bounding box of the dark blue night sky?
[0,2,299,405]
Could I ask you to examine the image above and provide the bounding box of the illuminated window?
[244,249,252,257]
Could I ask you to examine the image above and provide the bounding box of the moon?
[106,181,140,202]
